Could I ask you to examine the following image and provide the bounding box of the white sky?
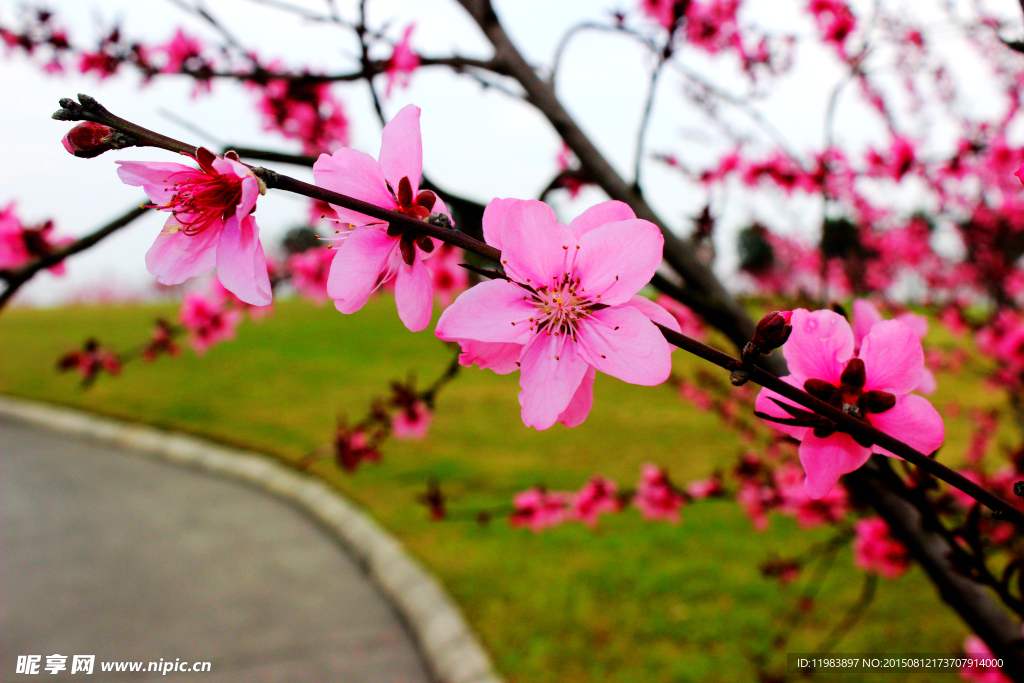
[1,0,1021,305]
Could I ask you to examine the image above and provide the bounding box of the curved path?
[0,416,431,682]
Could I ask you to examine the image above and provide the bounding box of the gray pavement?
[0,416,432,683]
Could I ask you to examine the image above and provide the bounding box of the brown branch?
[0,204,149,311]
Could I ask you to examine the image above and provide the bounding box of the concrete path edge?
[0,395,503,683]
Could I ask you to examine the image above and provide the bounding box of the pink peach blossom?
[635,463,685,522]
[117,148,272,306]
[159,28,203,73]
[853,517,909,579]
[178,290,243,354]
[572,476,621,526]
[313,104,451,332]
[288,246,335,304]
[391,400,432,440]
[384,24,420,97]
[436,199,677,429]
[511,488,572,532]
[961,636,1012,683]
[755,309,944,498]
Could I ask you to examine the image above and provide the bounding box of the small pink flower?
[755,309,944,498]
[634,463,685,522]
[853,517,909,579]
[656,295,705,340]
[511,488,572,532]
[159,28,203,73]
[436,199,677,429]
[313,104,452,332]
[391,400,432,440]
[429,243,469,306]
[385,24,420,97]
[572,476,621,526]
[117,148,272,306]
[686,475,724,499]
[961,636,1011,683]
[179,291,243,354]
[1015,163,1024,187]
[287,246,335,304]
[0,203,71,273]
[775,462,848,527]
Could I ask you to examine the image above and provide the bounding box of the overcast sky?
[1,0,1019,305]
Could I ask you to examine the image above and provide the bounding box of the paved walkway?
[0,416,431,682]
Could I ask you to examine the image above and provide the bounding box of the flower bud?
[61,122,115,158]
[749,310,793,355]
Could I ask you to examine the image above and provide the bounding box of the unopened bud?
[749,310,793,355]
[62,122,115,158]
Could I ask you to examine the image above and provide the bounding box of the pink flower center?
[162,170,244,235]
[803,357,896,444]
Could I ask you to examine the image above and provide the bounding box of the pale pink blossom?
[178,291,243,354]
[572,476,621,526]
[755,309,945,498]
[511,488,572,532]
[686,475,724,499]
[287,246,335,304]
[313,104,451,332]
[634,463,685,522]
[961,636,1011,683]
[159,28,203,73]
[0,203,71,273]
[385,24,420,97]
[391,400,432,440]
[429,243,469,306]
[656,295,705,340]
[117,148,272,306]
[436,199,677,429]
[853,517,909,578]
[775,462,848,527]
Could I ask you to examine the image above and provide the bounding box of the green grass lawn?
[0,298,996,682]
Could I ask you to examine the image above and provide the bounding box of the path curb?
[0,395,503,683]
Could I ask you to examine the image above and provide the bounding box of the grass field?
[0,297,1001,682]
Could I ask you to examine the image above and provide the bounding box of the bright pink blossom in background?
[510,488,572,532]
[158,28,203,73]
[755,309,944,498]
[429,243,469,306]
[656,295,706,340]
[391,400,432,440]
[117,148,272,306]
[572,476,621,526]
[0,203,71,274]
[961,636,1012,683]
[436,199,677,429]
[384,24,419,97]
[287,246,335,304]
[635,463,685,522]
[252,77,349,155]
[313,104,451,332]
[853,517,909,579]
[178,290,243,354]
